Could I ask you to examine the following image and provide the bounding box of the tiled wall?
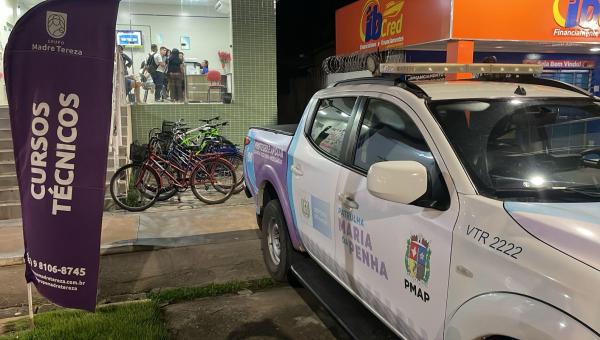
[130,0,277,144]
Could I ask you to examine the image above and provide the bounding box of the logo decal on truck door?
[404,235,431,303]
[301,198,311,219]
[405,235,431,283]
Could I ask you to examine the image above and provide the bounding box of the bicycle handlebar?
[199,116,220,124]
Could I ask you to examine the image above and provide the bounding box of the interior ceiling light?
[590,47,600,52]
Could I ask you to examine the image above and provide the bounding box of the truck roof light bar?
[379,63,544,75]
[330,77,430,99]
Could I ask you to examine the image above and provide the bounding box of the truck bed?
[249,124,298,136]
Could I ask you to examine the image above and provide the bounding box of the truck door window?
[309,97,357,160]
[354,99,431,170]
[354,98,450,209]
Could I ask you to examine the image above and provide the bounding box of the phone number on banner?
[26,253,87,277]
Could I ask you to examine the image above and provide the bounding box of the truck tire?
[261,200,292,282]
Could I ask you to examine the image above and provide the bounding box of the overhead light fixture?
[590,47,600,52]
[494,46,504,49]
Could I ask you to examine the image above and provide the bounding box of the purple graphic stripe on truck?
[244,130,258,196]
[505,202,600,271]
[286,122,303,250]
[247,128,304,251]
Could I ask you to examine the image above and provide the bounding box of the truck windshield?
[429,98,600,202]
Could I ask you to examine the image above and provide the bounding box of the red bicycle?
[110,135,237,212]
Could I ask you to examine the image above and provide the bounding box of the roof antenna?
[514,86,527,96]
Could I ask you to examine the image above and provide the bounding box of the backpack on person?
[146,52,158,73]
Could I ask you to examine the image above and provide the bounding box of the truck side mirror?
[367,161,428,204]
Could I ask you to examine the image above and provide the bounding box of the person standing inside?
[167,48,184,102]
[118,45,134,102]
[162,48,171,101]
[118,45,133,74]
[146,44,166,102]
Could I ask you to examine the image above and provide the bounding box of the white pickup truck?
[243,63,600,340]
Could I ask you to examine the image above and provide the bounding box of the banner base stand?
[27,282,34,328]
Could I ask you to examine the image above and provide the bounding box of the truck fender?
[444,292,598,340]
[256,166,304,251]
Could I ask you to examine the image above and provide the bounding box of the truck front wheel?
[261,200,292,282]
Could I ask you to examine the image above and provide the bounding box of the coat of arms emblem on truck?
[405,235,431,284]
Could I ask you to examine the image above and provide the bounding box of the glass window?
[310,97,356,160]
[430,98,600,202]
[355,98,449,210]
[354,99,432,171]
[117,0,233,105]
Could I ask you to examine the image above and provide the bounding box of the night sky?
[276,0,355,123]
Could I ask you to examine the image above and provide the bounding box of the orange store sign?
[359,0,405,51]
[336,0,451,55]
[452,0,600,42]
[337,0,600,55]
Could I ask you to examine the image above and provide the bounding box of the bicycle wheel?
[110,163,160,212]
[224,152,245,194]
[191,159,236,204]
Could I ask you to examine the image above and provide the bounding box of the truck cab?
[244,64,600,340]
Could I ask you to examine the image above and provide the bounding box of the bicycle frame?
[143,138,234,191]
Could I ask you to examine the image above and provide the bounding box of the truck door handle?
[338,193,359,210]
[291,164,304,177]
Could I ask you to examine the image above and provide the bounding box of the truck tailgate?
[244,126,295,198]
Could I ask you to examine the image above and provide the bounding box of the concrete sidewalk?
[0,194,257,266]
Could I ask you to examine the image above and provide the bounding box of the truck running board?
[290,254,399,340]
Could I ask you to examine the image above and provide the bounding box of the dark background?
[276,0,355,124]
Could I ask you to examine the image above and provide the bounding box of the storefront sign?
[523,59,596,69]
[337,0,600,55]
[336,0,451,55]
[3,0,119,311]
[453,0,600,42]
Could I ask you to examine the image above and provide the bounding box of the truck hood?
[505,202,600,272]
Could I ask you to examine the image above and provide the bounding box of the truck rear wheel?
[261,200,292,282]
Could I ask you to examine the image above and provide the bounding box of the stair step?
[0,129,11,140]
[0,201,22,220]
[0,149,13,162]
[0,174,17,187]
[0,139,13,149]
[0,161,15,175]
[0,108,8,119]
[0,186,19,201]
[0,118,10,130]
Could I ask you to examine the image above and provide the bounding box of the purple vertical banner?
[3,0,120,311]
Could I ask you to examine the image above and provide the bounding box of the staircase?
[0,105,131,220]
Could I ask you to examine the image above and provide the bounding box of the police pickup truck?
[243,63,600,340]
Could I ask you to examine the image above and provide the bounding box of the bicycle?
[166,117,244,194]
[110,134,237,212]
